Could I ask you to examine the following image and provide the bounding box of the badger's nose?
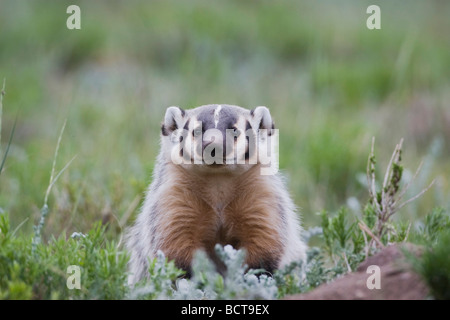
[199,129,228,163]
[202,139,214,151]
[202,140,224,157]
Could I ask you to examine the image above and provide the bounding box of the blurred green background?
[0,0,449,239]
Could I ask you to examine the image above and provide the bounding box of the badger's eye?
[193,127,202,137]
[233,127,241,137]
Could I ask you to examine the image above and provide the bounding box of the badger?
[126,104,307,284]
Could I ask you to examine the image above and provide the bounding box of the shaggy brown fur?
[155,164,284,274]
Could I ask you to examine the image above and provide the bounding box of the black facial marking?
[162,122,177,136]
[244,143,250,161]
[197,106,238,132]
[219,110,237,132]
[232,126,241,139]
[259,120,264,130]
[245,120,252,132]
[268,121,275,136]
[161,123,170,136]
[183,119,190,131]
[245,120,256,161]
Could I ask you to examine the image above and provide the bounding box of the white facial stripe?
[214,105,222,128]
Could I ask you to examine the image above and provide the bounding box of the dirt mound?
[285,244,429,300]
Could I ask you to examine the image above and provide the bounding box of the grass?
[0,0,449,299]
[0,215,128,300]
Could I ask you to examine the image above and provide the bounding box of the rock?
[285,244,429,300]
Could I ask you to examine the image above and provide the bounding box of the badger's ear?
[162,106,185,136]
[251,106,274,131]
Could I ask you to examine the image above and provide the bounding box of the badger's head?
[160,104,278,175]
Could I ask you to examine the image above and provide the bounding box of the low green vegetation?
[0,216,128,300]
[1,200,447,299]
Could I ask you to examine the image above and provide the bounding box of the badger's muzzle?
[198,127,240,165]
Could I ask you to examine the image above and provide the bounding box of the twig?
[395,160,424,203]
[382,138,403,197]
[380,138,403,221]
[342,251,352,273]
[361,224,369,259]
[358,221,384,249]
[403,222,412,243]
[396,179,436,212]
[367,137,382,214]
[364,138,435,250]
